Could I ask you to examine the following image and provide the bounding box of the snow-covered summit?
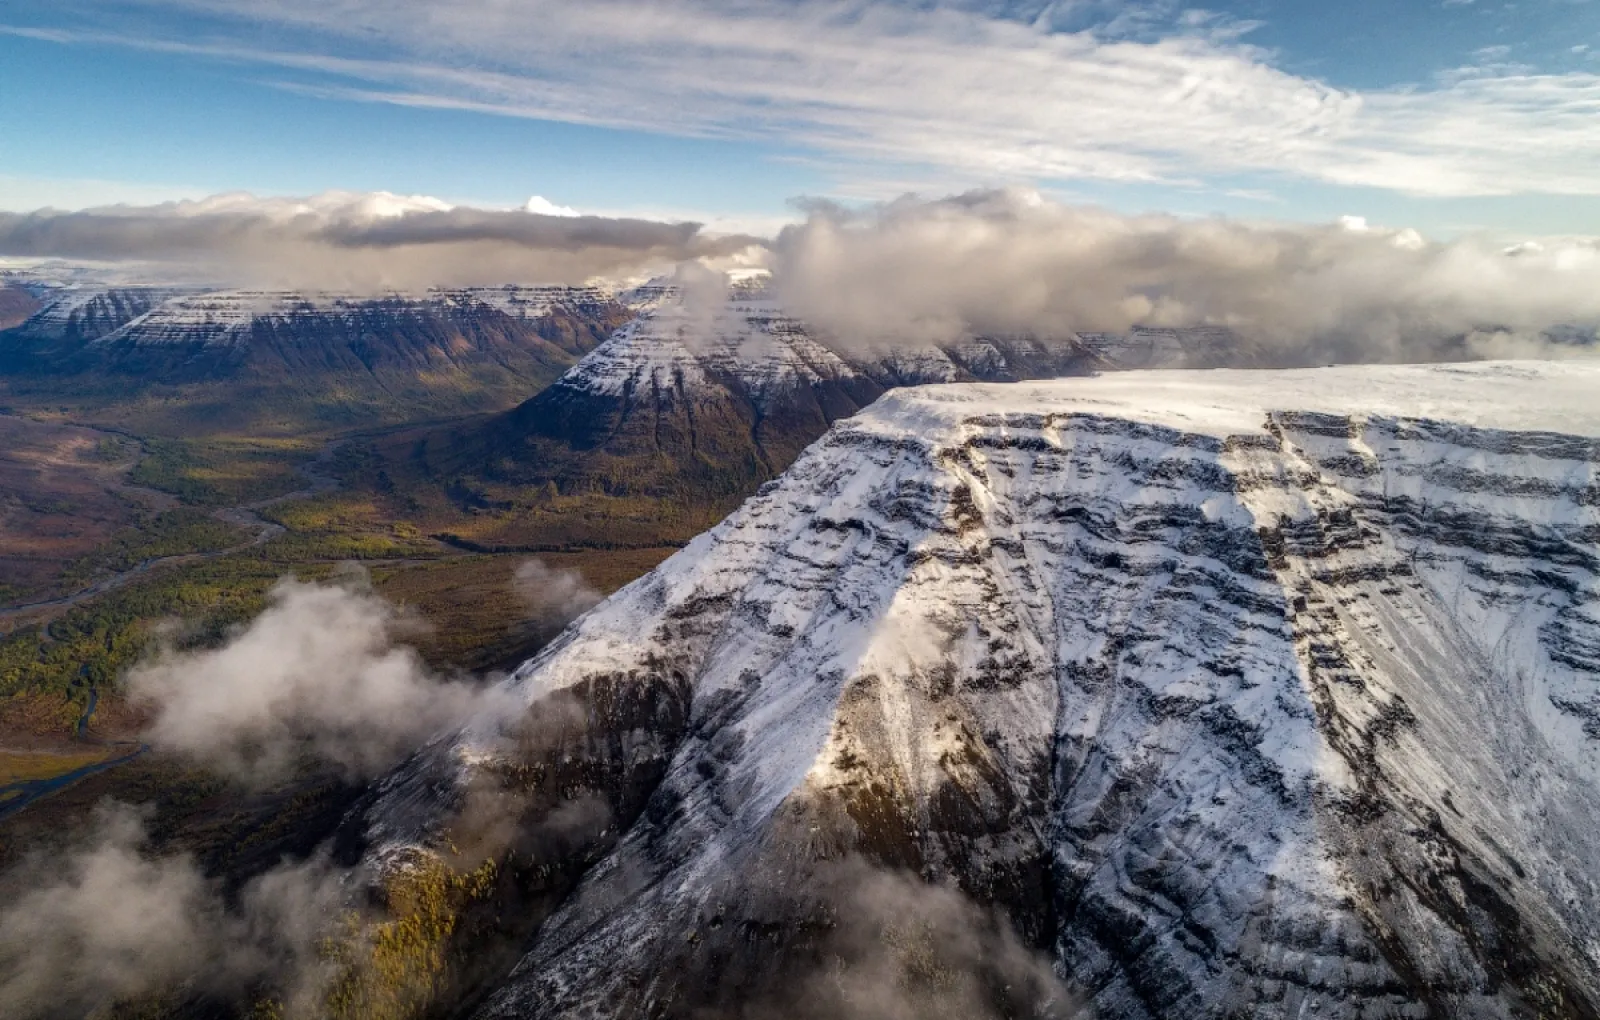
[546,277,1120,413]
[557,316,714,397]
[445,285,615,320]
[90,290,337,347]
[14,286,195,341]
[856,359,1600,441]
[556,280,859,402]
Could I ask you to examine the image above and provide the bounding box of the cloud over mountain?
[0,190,756,290]
[5,184,1597,367]
[771,189,1600,362]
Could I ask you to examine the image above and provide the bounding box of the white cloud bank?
[0,190,757,290]
[124,565,600,781]
[0,187,1593,364]
[19,0,1600,199]
[5,187,1598,364]
[771,189,1600,362]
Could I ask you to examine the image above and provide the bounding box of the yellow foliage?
[321,852,500,1020]
[0,748,117,784]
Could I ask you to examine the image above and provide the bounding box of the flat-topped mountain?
[6,284,627,357]
[393,279,1255,548]
[8,285,194,343]
[355,359,1600,1019]
[0,273,1262,442]
[0,285,633,429]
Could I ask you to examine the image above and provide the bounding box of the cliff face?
[5,286,192,345]
[465,294,888,502]
[6,287,628,373]
[362,360,1600,1019]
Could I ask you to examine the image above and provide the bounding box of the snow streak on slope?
[559,283,859,404]
[83,287,624,348]
[544,276,1254,423]
[8,285,625,348]
[13,287,194,341]
[370,360,1600,1019]
[92,291,315,347]
[449,285,617,323]
[538,277,1119,434]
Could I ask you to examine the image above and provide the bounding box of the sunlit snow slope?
[374,360,1600,1020]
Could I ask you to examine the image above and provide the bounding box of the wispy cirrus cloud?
[10,0,1600,200]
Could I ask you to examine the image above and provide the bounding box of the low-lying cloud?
[125,570,520,781]
[0,565,615,1018]
[124,562,608,782]
[0,802,346,1019]
[678,856,1079,1020]
[771,189,1600,364]
[786,860,1077,1020]
[512,558,603,643]
[0,191,757,291]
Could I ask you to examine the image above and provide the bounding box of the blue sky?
[3,0,1599,237]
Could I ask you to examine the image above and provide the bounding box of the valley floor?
[0,392,679,894]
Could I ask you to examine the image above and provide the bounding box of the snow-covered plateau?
[361,360,1600,1019]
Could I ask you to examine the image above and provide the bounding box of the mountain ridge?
[353,360,1600,1020]
[0,285,634,431]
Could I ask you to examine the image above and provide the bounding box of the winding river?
[0,431,345,818]
[0,435,345,625]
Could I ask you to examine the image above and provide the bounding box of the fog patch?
[2,568,625,1018]
[0,802,347,1019]
[675,857,1080,1020]
[788,860,1078,1020]
[511,558,602,643]
[771,189,1600,365]
[125,569,518,783]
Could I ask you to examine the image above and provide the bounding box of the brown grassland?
[0,415,158,604]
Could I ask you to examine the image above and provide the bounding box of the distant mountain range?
[0,284,632,430]
[12,271,1581,493]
